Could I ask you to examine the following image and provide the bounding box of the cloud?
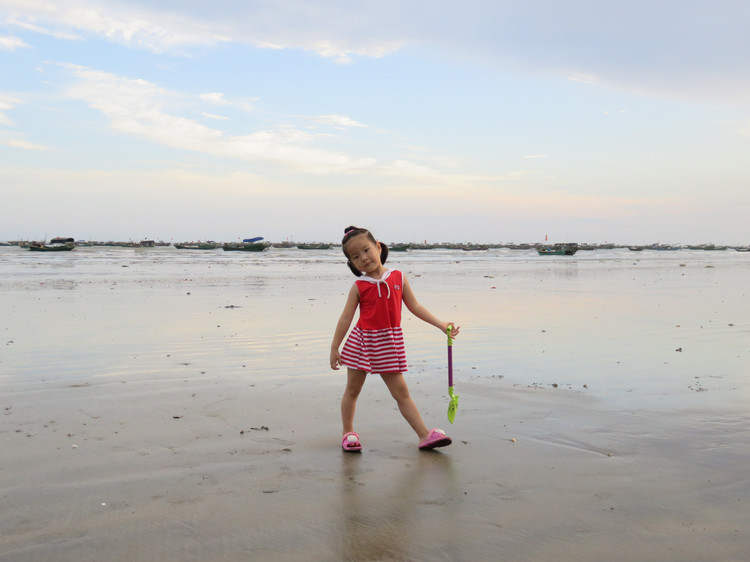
[310,115,366,128]
[3,0,230,53]
[199,92,227,105]
[199,92,255,112]
[0,138,47,150]
[5,1,750,103]
[0,95,47,149]
[0,94,23,124]
[7,18,82,40]
[2,0,401,58]
[201,112,228,121]
[59,64,374,173]
[567,74,600,86]
[0,35,28,50]
[380,159,508,189]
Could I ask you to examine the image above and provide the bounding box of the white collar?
[358,269,395,298]
[359,269,393,284]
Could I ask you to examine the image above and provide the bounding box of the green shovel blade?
[447,386,459,424]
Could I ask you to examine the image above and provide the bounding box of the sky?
[1,0,749,245]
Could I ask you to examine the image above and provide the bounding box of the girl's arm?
[330,284,360,370]
[402,277,460,336]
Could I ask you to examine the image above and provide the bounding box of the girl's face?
[345,234,383,276]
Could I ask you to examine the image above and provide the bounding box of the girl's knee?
[388,385,411,403]
[392,394,412,408]
[344,386,362,400]
[344,369,367,399]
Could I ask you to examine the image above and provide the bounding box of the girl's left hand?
[444,322,460,337]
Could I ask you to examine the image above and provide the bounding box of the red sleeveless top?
[339,270,408,374]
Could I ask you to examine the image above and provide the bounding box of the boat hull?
[174,243,220,250]
[537,243,578,256]
[28,244,75,252]
[222,243,267,252]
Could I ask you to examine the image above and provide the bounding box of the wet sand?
[1,246,749,560]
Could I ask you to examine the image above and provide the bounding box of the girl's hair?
[341,226,389,276]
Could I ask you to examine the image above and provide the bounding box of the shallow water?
[2,245,748,407]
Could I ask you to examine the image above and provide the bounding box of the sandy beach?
[2,246,749,561]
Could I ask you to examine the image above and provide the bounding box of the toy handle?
[447,325,454,388]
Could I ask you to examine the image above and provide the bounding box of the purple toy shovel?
[447,325,458,423]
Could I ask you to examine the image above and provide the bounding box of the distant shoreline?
[2,240,749,251]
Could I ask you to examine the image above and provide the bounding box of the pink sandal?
[419,428,452,450]
[342,431,362,452]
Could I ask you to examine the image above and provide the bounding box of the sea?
[2,245,748,409]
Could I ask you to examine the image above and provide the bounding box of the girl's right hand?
[330,349,342,370]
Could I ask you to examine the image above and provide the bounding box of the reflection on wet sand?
[338,450,460,561]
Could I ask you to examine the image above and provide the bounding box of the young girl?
[330,226,460,452]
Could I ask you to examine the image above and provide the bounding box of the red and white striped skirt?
[339,326,408,374]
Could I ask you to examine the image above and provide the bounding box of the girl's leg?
[341,369,367,435]
[380,373,430,442]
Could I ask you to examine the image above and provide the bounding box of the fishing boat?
[296,243,332,250]
[28,239,76,251]
[537,243,578,256]
[223,242,267,252]
[174,242,220,250]
[223,236,267,252]
[629,243,680,251]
